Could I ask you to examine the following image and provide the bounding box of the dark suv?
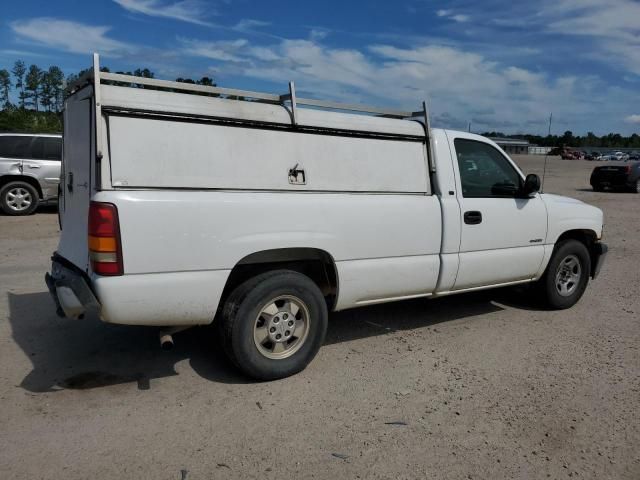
[590,162,640,193]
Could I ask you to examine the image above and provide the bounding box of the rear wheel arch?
[220,248,339,312]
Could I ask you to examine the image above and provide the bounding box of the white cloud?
[11,18,133,56]
[450,14,470,23]
[179,35,613,131]
[309,29,329,41]
[113,0,214,26]
[233,19,270,32]
[542,0,640,75]
[178,37,249,62]
[436,9,470,23]
[625,114,640,124]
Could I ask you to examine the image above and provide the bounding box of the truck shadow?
[8,287,540,392]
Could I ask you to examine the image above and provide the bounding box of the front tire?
[0,181,39,216]
[538,239,591,309]
[219,270,328,380]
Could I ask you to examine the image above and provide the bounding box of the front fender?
[542,194,603,243]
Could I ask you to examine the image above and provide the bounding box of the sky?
[1,0,639,135]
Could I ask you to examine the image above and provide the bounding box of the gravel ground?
[0,155,638,479]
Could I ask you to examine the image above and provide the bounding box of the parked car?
[628,153,640,161]
[586,151,602,161]
[561,149,579,160]
[46,55,608,380]
[611,151,628,161]
[590,162,640,192]
[0,133,62,215]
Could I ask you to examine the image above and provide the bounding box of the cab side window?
[454,138,522,198]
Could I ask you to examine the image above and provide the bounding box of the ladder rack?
[67,54,427,120]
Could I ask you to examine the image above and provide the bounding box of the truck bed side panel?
[92,190,442,319]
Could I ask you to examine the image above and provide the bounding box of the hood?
[540,193,585,206]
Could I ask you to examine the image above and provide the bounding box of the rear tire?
[537,239,591,309]
[218,270,328,380]
[0,181,39,216]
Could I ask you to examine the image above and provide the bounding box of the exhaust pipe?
[159,332,174,350]
[158,326,190,351]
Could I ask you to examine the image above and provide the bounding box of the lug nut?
[273,317,279,323]
[285,330,290,336]
[276,334,282,340]
[270,327,276,333]
[288,321,294,327]
[283,313,288,320]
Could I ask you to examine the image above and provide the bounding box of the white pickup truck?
[46,54,607,380]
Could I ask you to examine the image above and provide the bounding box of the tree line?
[0,60,217,133]
[482,130,640,149]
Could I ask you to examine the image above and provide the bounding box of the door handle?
[464,210,482,225]
[27,164,41,169]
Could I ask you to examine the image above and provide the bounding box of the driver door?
[448,134,547,290]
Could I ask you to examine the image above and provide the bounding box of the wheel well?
[0,175,43,199]
[220,248,339,311]
[556,229,597,246]
[555,229,599,274]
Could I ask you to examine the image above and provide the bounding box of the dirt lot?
[0,155,638,479]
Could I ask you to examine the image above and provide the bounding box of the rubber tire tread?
[0,181,39,216]
[539,239,591,310]
[218,269,328,380]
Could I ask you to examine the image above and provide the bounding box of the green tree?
[198,76,215,86]
[40,71,53,112]
[0,69,11,108]
[25,64,43,111]
[49,66,65,112]
[560,130,574,146]
[40,66,65,112]
[12,60,26,109]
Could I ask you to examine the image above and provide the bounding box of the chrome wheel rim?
[555,254,582,297]
[253,295,310,360]
[6,187,32,212]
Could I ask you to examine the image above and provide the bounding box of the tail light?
[625,165,632,174]
[88,201,123,276]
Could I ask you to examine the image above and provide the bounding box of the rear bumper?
[591,242,608,279]
[45,256,100,319]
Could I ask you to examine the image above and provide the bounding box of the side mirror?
[522,173,541,196]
